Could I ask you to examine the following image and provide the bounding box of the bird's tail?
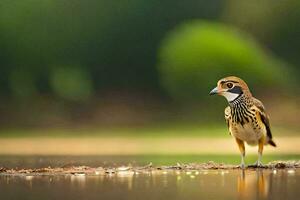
[268,139,277,147]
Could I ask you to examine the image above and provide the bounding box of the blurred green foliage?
[223,0,300,71]
[50,67,93,101]
[0,0,299,127]
[0,0,223,100]
[158,21,287,101]
[0,0,299,100]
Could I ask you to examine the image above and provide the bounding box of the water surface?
[0,169,299,200]
[0,155,299,200]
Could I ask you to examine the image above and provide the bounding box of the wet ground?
[0,156,299,200]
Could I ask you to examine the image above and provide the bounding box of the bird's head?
[209,76,251,102]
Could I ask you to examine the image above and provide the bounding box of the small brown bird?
[209,76,276,168]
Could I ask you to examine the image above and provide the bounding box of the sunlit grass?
[0,125,298,138]
[0,154,299,168]
[135,154,300,165]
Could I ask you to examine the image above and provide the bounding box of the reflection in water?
[237,169,298,200]
[0,169,299,200]
[25,175,34,189]
[71,174,86,188]
[237,169,269,200]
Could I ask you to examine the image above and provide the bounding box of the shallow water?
[0,169,299,200]
[0,156,299,200]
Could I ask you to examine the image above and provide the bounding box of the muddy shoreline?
[0,160,299,176]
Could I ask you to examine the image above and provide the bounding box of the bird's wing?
[224,106,231,135]
[253,98,273,140]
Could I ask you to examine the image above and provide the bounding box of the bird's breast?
[230,122,265,145]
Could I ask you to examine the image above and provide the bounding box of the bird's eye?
[227,83,233,88]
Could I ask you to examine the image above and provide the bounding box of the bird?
[209,76,276,168]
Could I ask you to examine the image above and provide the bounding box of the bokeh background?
[0,0,299,162]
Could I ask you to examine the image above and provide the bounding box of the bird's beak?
[209,87,219,95]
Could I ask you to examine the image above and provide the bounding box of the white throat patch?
[222,92,240,102]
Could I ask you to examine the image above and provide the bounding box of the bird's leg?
[254,136,264,167]
[235,138,245,169]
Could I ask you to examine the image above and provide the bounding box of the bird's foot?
[239,162,246,169]
[248,161,264,168]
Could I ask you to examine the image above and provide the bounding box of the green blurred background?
[0,0,299,138]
